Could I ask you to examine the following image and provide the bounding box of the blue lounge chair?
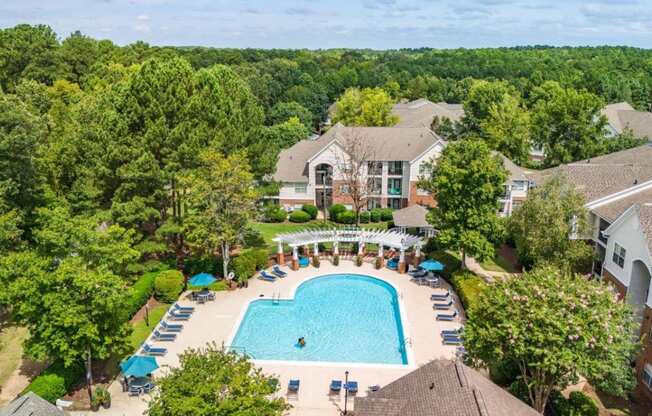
[260,271,276,281]
[443,336,463,345]
[436,310,458,321]
[408,267,427,277]
[141,343,167,356]
[160,321,183,333]
[288,379,300,392]
[345,381,358,394]
[173,303,195,313]
[430,290,450,301]
[330,380,342,392]
[441,327,463,337]
[272,265,287,277]
[433,299,454,310]
[168,310,191,321]
[152,330,176,342]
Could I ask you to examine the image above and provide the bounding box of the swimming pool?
[230,274,408,365]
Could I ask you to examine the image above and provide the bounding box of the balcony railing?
[388,187,402,196]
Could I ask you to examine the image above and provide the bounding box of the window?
[388,198,402,209]
[367,161,382,176]
[387,178,402,196]
[294,183,307,194]
[388,161,403,176]
[612,243,626,268]
[643,364,652,391]
[418,163,432,178]
[340,184,350,195]
[367,198,381,210]
[367,178,382,195]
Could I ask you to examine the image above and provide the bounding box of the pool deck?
[91,260,465,416]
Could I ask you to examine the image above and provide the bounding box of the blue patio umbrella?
[419,259,445,272]
[188,272,216,287]
[120,355,159,377]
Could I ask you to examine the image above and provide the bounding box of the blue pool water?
[231,274,408,365]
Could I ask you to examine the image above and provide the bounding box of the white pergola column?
[277,241,285,265]
[313,242,319,257]
[291,246,299,271]
[414,243,422,265]
[358,240,365,256]
[398,247,407,274]
[333,241,339,256]
[378,244,384,258]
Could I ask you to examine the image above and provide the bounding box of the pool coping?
[225,271,416,369]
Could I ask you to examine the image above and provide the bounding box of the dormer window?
[612,243,626,268]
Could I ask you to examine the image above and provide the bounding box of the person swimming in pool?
[298,337,306,347]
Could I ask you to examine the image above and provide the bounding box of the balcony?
[387,178,402,196]
[367,161,382,176]
[388,187,402,196]
[388,161,403,176]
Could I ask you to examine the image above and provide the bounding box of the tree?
[254,117,309,178]
[10,257,132,403]
[463,80,516,132]
[480,94,532,165]
[332,129,376,226]
[508,173,594,272]
[464,266,638,413]
[332,87,398,127]
[184,151,257,279]
[419,139,507,266]
[148,343,289,416]
[530,81,607,167]
[267,101,313,129]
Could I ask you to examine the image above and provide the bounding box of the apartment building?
[529,143,652,400]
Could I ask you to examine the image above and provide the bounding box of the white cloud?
[137,14,150,21]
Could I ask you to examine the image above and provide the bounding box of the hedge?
[359,211,370,223]
[450,271,487,315]
[264,205,286,223]
[249,248,269,270]
[549,391,598,416]
[289,210,311,223]
[126,270,158,318]
[379,208,394,221]
[24,361,83,403]
[369,208,382,222]
[328,204,346,220]
[301,204,318,219]
[336,210,356,224]
[154,270,184,303]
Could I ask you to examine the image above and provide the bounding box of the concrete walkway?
[83,260,464,416]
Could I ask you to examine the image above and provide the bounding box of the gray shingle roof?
[494,152,528,183]
[602,102,652,138]
[272,124,441,182]
[0,392,64,416]
[354,360,539,416]
[392,204,431,228]
[593,187,652,222]
[393,99,465,128]
[527,144,652,203]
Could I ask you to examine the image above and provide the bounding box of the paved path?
[77,260,464,416]
[464,256,520,282]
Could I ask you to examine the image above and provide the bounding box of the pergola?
[273,227,424,273]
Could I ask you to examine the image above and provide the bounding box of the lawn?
[0,325,28,396]
[128,303,171,350]
[252,221,389,253]
[480,251,519,273]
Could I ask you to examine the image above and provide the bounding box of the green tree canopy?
[267,101,314,129]
[332,87,398,127]
[531,81,607,167]
[508,173,594,272]
[464,266,638,413]
[463,80,517,132]
[148,344,289,416]
[480,94,532,165]
[419,139,507,264]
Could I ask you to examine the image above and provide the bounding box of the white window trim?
[612,243,626,268]
[294,183,307,194]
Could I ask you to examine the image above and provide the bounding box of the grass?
[480,251,519,273]
[252,220,389,253]
[0,325,28,392]
[128,303,171,350]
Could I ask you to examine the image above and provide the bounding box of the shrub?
[427,250,461,279]
[332,254,340,266]
[369,209,382,222]
[328,204,346,220]
[336,210,356,224]
[184,255,222,278]
[301,204,318,219]
[243,227,266,248]
[232,255,255,281]
[24,361,83,403]
[312,256,320,268]
[359,211,370,223]
[264,206,286,223]
[379,208,394,221]
[289,210,311,223]
[154,270,184,303]
[550,390,598,416]
[450,271,487,315]
[126,271,158,318]
[355,255,363,266]
[375,257,383,269]
[248,248,269,270]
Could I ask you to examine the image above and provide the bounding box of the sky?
[1,0,652,49]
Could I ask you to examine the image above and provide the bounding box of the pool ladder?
[272,291,281,304]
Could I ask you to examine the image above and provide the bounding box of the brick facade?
[636,306,652,402]
[409,181,437,207]
[332,180,354,205]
